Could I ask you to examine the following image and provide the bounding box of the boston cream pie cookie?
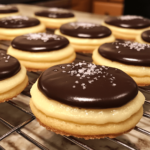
[136,30,150,44]
[0,5,19,18]
[0,16,45,40]
[93,40,150,86]
[0,50,28,103]
[34,8,77,29]
[7,33,76,71]
[30,62,145,139]
[103,15,150,40]
[55,22,115,53]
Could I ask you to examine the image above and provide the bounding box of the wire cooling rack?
[0,40,150,150]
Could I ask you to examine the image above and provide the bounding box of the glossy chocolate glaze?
[105,15,150,29]
[0,16,40,28]
[60,22,111,38]
[98,40,150,66]
[38,62,138,108]
[0,5,18,13]
[141,30,150,43]
[12,33,69,52]
[35,8,74,18]
[0,50,20,80]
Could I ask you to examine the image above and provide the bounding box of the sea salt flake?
[7,55,10,59]
[119,15,143,20]
[112,83,116,86]
[53,69,58,72]
[83,86,86,89]
[25,33,62,42]
[75,81,79,84]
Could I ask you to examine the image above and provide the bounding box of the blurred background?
[0,0,150,18]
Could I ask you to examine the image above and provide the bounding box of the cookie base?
[19,52,76,72]
[30,99,143,139]
[0,76,28,103]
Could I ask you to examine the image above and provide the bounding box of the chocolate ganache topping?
[38,62,138,108]
[12,33,69,52]
[35,8,74,18]
[0,16,40,28]
[60,22,111,38]
[98,40,150,66]
[0,50,20,81]
[141,30,150,43]
[0,5,18,13]
[105,15,150,29]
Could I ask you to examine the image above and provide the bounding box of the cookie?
[55,22,115,53]
[0,50,28,103]
[34,8,77,29]
[0,16,45,40]
[30,62,145,139]
[7,33,76,71]
[0,5,19,18]
[93,40,150,85]
[102,15,150,40]
[136,30,150,44]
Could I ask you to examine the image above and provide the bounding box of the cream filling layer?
[93,49,150,77]
[102,22,150,36]
[0,12,20,18]
[7,44,75,62]
[30,100,143,136]
[0,65,26,94]
[31,81,145,125]
[55,29,115,46]
[20,52,76,69]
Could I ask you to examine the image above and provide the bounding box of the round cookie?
[30,62,145,139]
[0,16,45,40]
[7,33,76,71]
[34,8,77,29]
[93,40,150,85]
[136,30,150,44]
[0,50,28,103]
[102,15,150,40]
[55,22,115,53]
[0,5,19,18]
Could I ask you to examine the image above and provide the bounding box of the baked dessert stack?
[0,50,28,103]
[0,15,45,40]
[7,33,76,71]
[55,22,115,53]
[93,40,150,86]
[35,8,77,29]
[0,5,19,18]
[136,30,150,44]
[30,62,145,139]
[103,15,150,40]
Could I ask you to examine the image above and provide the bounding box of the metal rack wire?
[0,41,150,150]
